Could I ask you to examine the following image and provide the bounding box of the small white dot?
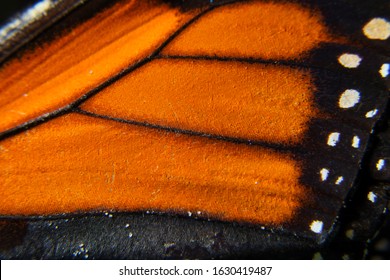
[188,211,192,217]
[366,109,378,118]
[338,53,362,68]
[339,89,360,108]
[352,136,360,148]
[320,168,329,181]
[380,63,389,78]
[125,224,130,228]
[335,176,344,185]
[363,18,390,40]
[310,220,324,234]
[327,132,340,147]
[368,192,377,203]
[376,159,385,171]
[128,232,133,238]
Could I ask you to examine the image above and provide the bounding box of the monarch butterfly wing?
[0,0,389,259]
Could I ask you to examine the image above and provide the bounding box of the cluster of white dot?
[334,16,390,126]
[363,18,390,78]
[362,18,389,206]
[336,62,381,118]
[72,243,89,259]
[319,168,344,185]
[310,18,389,234]
[317,129,344,230]
[326,132,360,149]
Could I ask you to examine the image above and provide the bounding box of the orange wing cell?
[0,113,308,225]
[82,59,317,145]
[162,1,335,59]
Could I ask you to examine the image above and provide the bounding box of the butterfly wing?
[0,0,389,259]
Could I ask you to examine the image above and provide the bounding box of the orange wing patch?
[0,0,345,230]
[0,113,308,225]
[82,59,317,144]
[0,1,198,134]
[162,1,336,59]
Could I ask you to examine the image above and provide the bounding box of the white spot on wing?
[352,136,360,148]
[320,168,329,181]
[339,89,360,108]
[335,176,344,185]
[366,109,378,118]
[338,53,362,68]
[380,63,389,77]
[310,220,324,234]
[368,192,377,203]
[376,159,385,171]
[327,132,340,146]
[363,18,390,40]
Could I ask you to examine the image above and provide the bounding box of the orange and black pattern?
[0,0,389,259]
